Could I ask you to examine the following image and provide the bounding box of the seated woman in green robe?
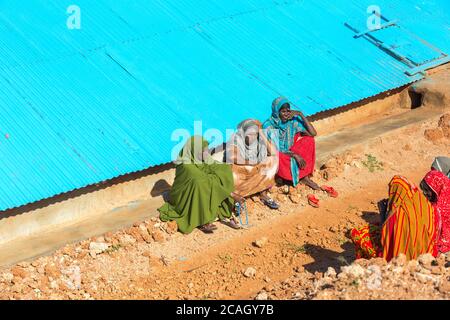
[158,136,244,234]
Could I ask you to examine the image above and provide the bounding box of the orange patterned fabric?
[381,176,436,261]
[351,176,436,262]
[351,224,382,259]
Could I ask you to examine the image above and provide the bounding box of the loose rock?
[253,237,268,249]
[243,267,257,278]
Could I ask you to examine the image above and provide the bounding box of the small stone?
[415,273,435,284]
[49,280,59,290]
[418,253,435,267]
[438,281,450,294]
[436,254,446,267]
[127,227,144,242]
[88,242,111,257]
[438,113,450,129]
[341,264,366,278]
[253,237,268,248]
[243,267,257,278]
[152,230,166,243]
[1,272,14,283]
[370,257,387,267]
[11,266,28,279]
[255,292,268,300]
[138,226,152,243]
[392,254,407,266]
[44,263,60,279]
[407,260,419,273]
[354,259,370,268]
[165,221,178,235]
[430,266,443,275]
[366,272,382,290]
[62,266,82,290]
[324,267,337,279]
[424,128,443,143]
[289,193,302,204]
[118,234,136,247]
[392,267,404,274]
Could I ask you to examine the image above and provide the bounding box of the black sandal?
[261,198,280,210]
[199,224,215,234]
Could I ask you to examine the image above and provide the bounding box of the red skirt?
[277,134,316,182]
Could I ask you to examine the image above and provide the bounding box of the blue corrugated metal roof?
[0,0,449,211]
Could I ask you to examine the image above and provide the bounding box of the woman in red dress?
[262,97,320,190]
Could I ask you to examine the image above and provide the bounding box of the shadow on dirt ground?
[303,242,355,274]
[361,211,381,224]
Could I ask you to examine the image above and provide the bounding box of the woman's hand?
[288,110,305,119]
[292,153,306,169]
[231,192,245,205]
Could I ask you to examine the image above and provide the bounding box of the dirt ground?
[0,111,449,300]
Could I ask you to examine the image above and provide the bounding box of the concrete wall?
[0,169,175,245]
[313,87,411,136]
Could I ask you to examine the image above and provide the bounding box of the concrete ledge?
[0,168,175,245]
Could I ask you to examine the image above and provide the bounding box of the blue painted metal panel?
[0,0,448,211]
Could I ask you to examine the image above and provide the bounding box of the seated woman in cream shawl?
[226,119,279,209]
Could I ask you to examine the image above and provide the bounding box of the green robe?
[158,136,234,234]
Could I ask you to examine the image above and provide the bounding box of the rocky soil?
[255,253,450,300]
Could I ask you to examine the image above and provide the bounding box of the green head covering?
[159,135,234,234]
[176,135,211,165]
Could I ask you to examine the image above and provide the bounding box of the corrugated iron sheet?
[0,0,448,211]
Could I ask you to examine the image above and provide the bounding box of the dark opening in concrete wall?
[409,90,424,109]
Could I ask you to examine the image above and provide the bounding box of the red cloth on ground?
[277,134,316,182]
[424,170,450,254]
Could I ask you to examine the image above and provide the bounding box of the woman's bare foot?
[300,176,321,190]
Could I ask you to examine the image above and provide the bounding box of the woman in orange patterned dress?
[351,175,436,261]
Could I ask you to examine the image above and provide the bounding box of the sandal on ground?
[207,223,218,230]
[221,218,242,230]
[261,198,280,210]
[307,194,320,208]
[199,224,215,234]
[321,185,338,198]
